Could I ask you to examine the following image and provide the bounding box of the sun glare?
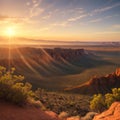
[6,27,15,37]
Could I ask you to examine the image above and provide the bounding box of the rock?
[116,68,120,76]
[67,116,80,120]
[81,112,97,120]
[58,111,69,119]
[93,102,120,120]
[66,68,120,95]
[46,48,85,62]
[45,111,59,119]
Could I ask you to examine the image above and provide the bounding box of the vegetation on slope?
[0,66,35,105]
[1,65,120,119]
[90,88,120,113]
[35,89,91,117]
[0,65,90,117]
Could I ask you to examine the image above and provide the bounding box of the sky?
[0,0,120,42]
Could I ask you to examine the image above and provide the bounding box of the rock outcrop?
[46,48,85,62]
[93,102,120,120]
[66,68,120,95]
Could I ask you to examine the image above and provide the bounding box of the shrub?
[0,66,34,105]
[90,94,106,113]
[35,88,45,100]
[105,88,120,107]
[90,88,120,112]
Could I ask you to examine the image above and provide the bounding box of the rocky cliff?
[93,102,120,120]
[66,68,120,95]
[46,48,85,62]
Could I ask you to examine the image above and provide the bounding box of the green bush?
[0,66,34,105]
[105,88,120,107]
[90,94,106,113]
[90,88,120,113]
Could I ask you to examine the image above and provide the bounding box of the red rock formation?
[66,68,120,95]
[116,68,120,76]
[93,102,120,120]
[45,48,85,62]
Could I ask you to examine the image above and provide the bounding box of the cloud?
[39,27,50,31]
[62,7,84,15]
[90,13,120,24]
[95,31,120,35]
[26,2,31,6]
[50,8,84,26]
[89,18,102,23]
[112,24,120,29]
[0,0,45,25]
[91,2,120,15]
[30,8,44,17]
[66,2,120,23]
[0,15,9,21]
[67,14,87,22]
[29,0,44,17]
[42,12,52,20]
[32,0,37,4]
[51,21,69,27]
[0,14,33,25]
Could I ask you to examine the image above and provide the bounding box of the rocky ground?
[38,91,91,117]
[0,100,120,120]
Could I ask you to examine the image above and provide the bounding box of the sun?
[6,27,15,37]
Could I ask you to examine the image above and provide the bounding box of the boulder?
[81,112,97,120]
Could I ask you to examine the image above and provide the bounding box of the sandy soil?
[0,101,61,120]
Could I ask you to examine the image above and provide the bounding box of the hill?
[66,68,120,95]
[0,47,86,75]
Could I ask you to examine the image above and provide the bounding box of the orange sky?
[0,0,120,42]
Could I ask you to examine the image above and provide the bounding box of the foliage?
[0,66,34,105]
[105,88,120,107]
[90,88,120,112]
[90,94,106,113]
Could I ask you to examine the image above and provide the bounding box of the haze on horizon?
[0,0,120,43]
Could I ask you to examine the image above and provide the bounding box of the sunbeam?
[15,48,43,78]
